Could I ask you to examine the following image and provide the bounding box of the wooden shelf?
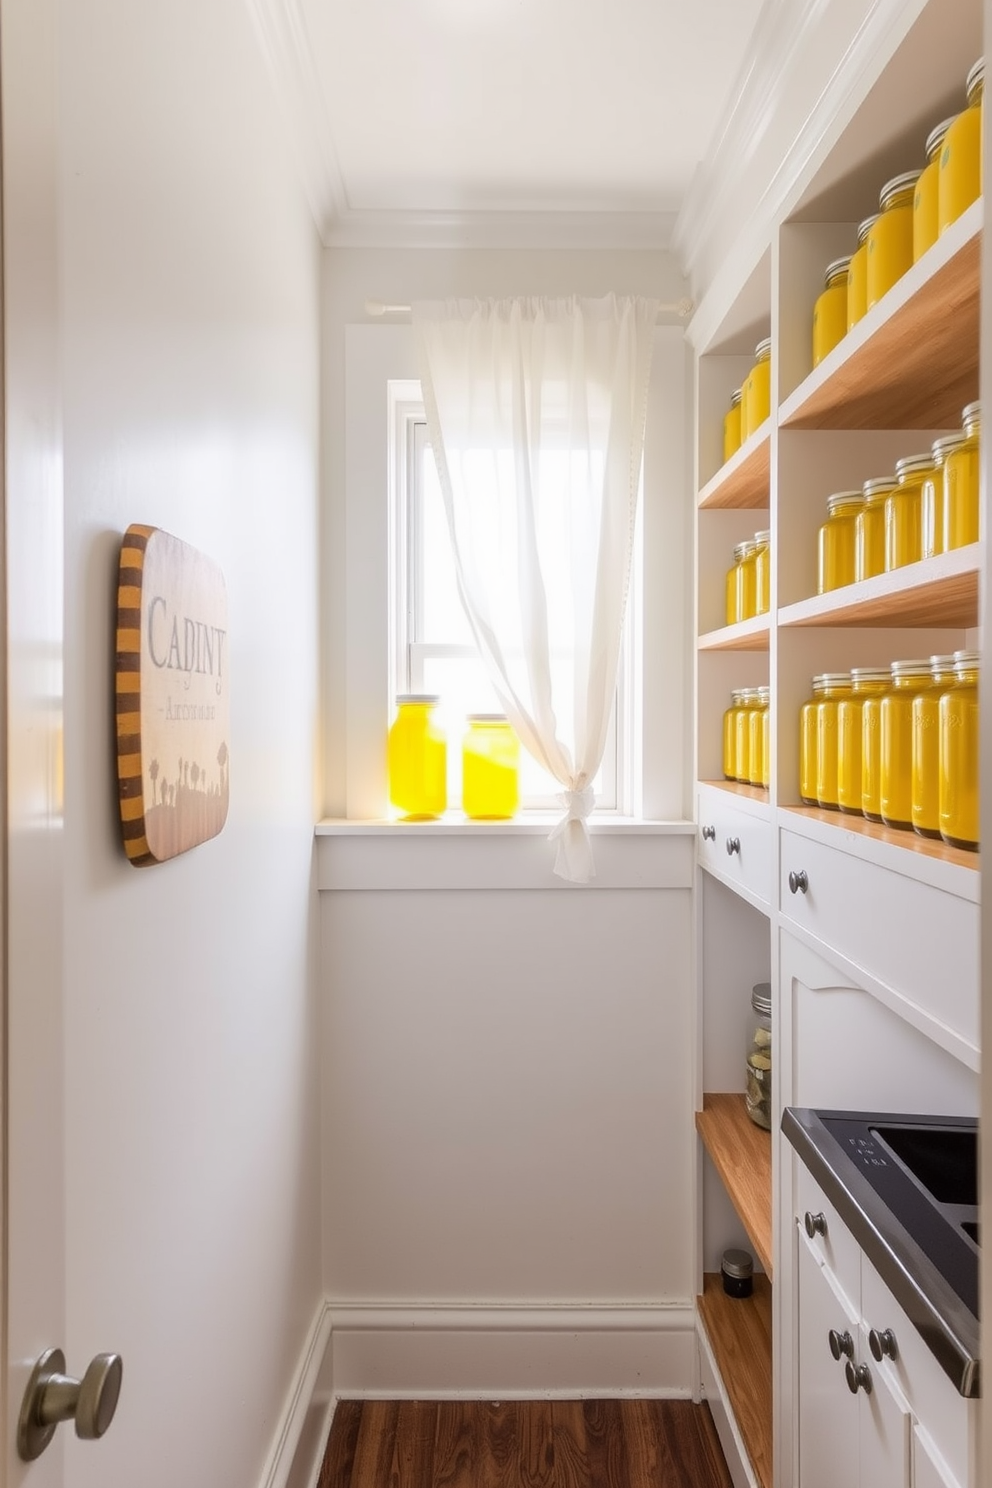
[696,1093,773,1277]
[698,1272,773,1488]
[778,543,980,630]
[698,613,771,651]
[698,424,771,510]
[699,779,771,810]
[780,199,981,431]
[781,804,980,873]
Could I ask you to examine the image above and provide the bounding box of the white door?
[4,0,68,1482]
[797,1229,860,1488]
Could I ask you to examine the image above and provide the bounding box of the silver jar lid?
[818,672,852,688]
[929,654,959,673]
[932,433,968,462]
[751,982,772,1016]
[721,1249,754,1281]
[895,453,937,479]
[396,693,440,705]
[953,649,980,669]
[824,256,851,287]
[925,117,956,159]
[890,659,932,679]
[754,529,771,544]
[857,214,879,244]
[863,476,897,499]
[966,58,985,103]
[754,336,772,362]
[879,171,920,210]
[730,387,743,407]
[962,400,981,429]
[850,667,891,685]
[827,490,864,512]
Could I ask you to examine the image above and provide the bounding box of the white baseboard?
[259,1299,335,1488]
[327,1302,696,1399]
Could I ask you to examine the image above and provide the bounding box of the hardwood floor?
[318,1399,734,1488]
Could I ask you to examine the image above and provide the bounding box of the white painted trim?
[324,209,679,252]
[327,1303,697,1399]
[258,1300,335,1488]
[696,1316,760,1488]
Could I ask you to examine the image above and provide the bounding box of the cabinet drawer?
[697,787,771,908]
[796,1162,860,1314]
[779,828,978,1051]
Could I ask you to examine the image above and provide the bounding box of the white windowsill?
[315,815,694,836]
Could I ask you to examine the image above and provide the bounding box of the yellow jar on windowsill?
[887,453,938,572]
[945,402,981,551]
[812,257,851,368]
[911,654,958,839]
[462,714,520,819]
[847,216,877,330]
[741,337,771,441]
[856,477,896,582]
[867,172,919,310]
[914,118,954,261]
[880,660,932,830]
[939,650,980,851]
[817,490,863,594]
[388,694,447,819]
[939,59,984,237]
[800,676,830,806]
[723,388,743,464]
[816,673,852,811]
[837,667,889,816]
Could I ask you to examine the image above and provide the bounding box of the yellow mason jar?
[862,683,886,823]
[816,673,852,811]
[748,687,770,788]
[880,660,932,830]
[388,694,447,819]
[847,216,877,330]
[867,172,919,310]
[735,688,761,787]
[799,676,829,806]
[911,654,958,839]
[939,650,980,851]
[817,490,863,593]
[723,388,743,464]
[887,453,938,571]
[736,539,759,623]
[754,529,771,616]
[922,435,962,559]
[462,714,520,819]
[761,691,771,790]
[723,689,747,781]
[741,337,772,441]
[837,668,889,816]
[726,541,747,627]
[914,118,954,261]
[945,402,981,550]
[939,60,984,236]
[812,257,851,367]
[856,477,896,581]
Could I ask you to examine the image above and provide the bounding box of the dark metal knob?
[726,836,741,856]
[869,1328,897,1362]
[845,1360,873,1395]
[828,1329,854,1361]
[789,869,809,895]
[18,1348,123,1461]
[804,1210,827,1238]
[701,824,716,841]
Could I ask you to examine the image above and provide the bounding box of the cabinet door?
[858,1343,911,1488]
[913,1426,963,1488]
[797,1229,859,1488]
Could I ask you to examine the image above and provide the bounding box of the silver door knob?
[789,869,809,894]
[845,1360,873,1395]
[18,1347,123,1461]
[828,1328,854,1361]
[701,824,716,841]
[804,1210,827,1238]
[726,836,741,856]
[869,1327,897,1361]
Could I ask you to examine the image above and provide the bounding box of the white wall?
[53,2,323,1484]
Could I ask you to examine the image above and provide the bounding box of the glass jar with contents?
[741,338,772,441]
[856,477,895,581]
[745,982,772,1130]
[867,172,919,309]
[748,687,770,788]
[837,668,889,816]
[812,257,851,367]
[816,673,852,811]
[887,453,938,571]
[753,530,771,616]
[723,388,743,464]
[939,59,984,236]
[880,660,932,829]
[462,714,520,820]
[911,654,958,839]
[939,650,980,850]
[817,490,864,593]
[800,676,828,806]
[735,539,759,623]
[726,542,746,627]
[388,694,447,819]
[735,688,761,787]
[723,689,747,781]
[914,118,954,261]
[945,402,981,551]
[847,216,877,330]
[761,687,771,790]
[923,435,963,559]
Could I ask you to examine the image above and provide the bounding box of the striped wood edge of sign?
[116,524,156,866]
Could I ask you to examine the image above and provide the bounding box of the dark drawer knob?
[701,825,715,841]
[804,1210,827,1239]
[828,1329,854,1361]
[726,836,741,856]
[789,869,809,895]
[868,1328,897,1362]
[845,1361,873,1395]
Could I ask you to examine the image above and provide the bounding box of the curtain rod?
[364,297,695,320]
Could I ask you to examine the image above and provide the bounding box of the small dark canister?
[721,1248,754,1298]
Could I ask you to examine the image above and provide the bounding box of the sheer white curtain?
[412,294,657,883]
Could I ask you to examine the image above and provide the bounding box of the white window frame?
[389,388,636,813]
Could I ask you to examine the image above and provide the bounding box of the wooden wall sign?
[116,525,230,865]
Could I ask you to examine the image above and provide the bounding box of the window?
[390,389,637,812]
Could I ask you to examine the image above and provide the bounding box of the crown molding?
[323,207,679,251]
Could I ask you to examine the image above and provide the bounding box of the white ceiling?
[254,0,766,244]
